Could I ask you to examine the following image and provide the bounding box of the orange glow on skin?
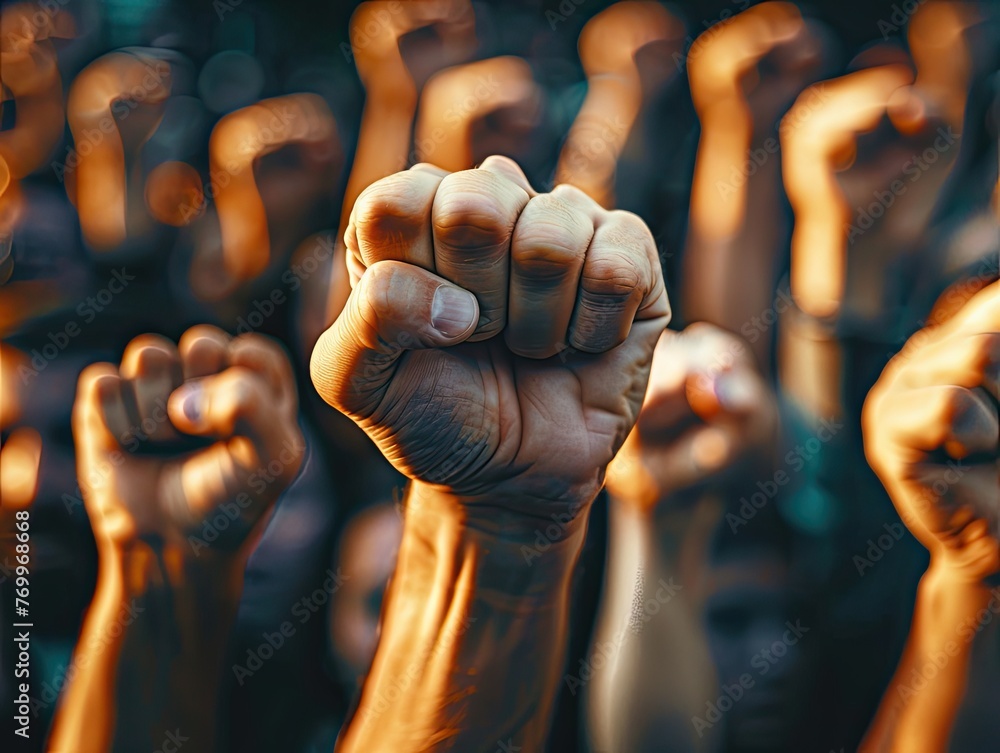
[782,65,913,319]
[67,50,173,252]
[209,94,337,282]
[417,56,540,172]
[556,1,683,208]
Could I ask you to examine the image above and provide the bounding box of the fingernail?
[174,383,203,422]
[713,371,757,412]
[431,285,477,338]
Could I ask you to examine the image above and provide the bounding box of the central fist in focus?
[311,156,670,510]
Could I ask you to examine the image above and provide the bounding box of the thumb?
[167,367,304,524]
[310,260,480,418]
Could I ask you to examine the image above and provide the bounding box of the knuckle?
[512,199,589,279]
[433,174,518,250]
[582,253,643,298]
[226,367,268,409]
[353,177,428,243]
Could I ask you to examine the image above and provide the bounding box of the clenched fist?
[73,325,304,555]
[863,281,999,581]
[606,323,777,511]
[311,155,670,513]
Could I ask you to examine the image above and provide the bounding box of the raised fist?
[606,323,776,511]
[73,325,304,555]
[311,156,670,513]
[863,281,999,581]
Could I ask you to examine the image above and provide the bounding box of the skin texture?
[860,280,1000,752]
[48,325,304,753]
[310,155,670,751]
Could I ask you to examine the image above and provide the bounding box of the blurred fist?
[606,323,776,511]
[311,156,670,512]
[73,325,304,554]
[864,281,999,580]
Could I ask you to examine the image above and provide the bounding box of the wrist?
[405,481,593,599]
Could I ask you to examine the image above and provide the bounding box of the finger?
[899,332,1000,400]
[167,366,305,519]
[228,334,298,416]
[477,155,537,196]
[310,260,479,419]
[882,385,999,458]
[906,464,999,539]
[119,334,184,443]
[178,325,231,380]
[73,362,127,459]
[347,168,445,286]
[409,162,451,178]
[686,367,766,423]
[431,162,532,340]
[639,424,734,495]
[567,209,666,352]
[947,280,1000,332]
[505,192,594,357]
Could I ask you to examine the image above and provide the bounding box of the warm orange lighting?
[0,426,41,511]
[210,94,337,282]
[556,1,683,208]
[687,2,803,240]
[327,0,475,324]
[67,49,173,251]
[899,1,979,134]
[0,3,71,179]
[144,161,205,226]
[782,65,913,318]
[416,56,540,172]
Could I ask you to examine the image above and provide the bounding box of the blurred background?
[0,0,997,751]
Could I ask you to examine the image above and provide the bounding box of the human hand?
[311,156,670,522]
[863,281,999,581]
[73,324,304,557]
[606,323,776,512]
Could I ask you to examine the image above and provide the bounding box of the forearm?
[860,558,992,753]
[337,481,589,753]
[49,542,243,752]
[587,497,719,753]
